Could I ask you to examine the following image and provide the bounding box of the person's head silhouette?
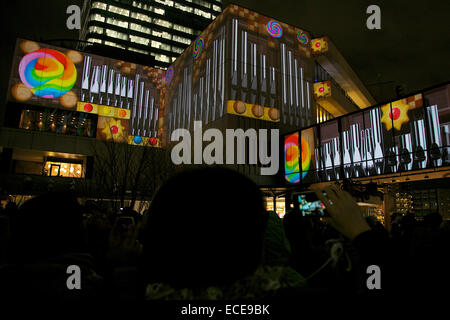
[141,166,267,289]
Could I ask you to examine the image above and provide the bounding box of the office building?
[2,4,448,216]
[79,0,223,69]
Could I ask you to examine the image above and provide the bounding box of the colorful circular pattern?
[133,136,143,145]
[18,48,77,98]
[266,20,283,38]
[165,66,173,85]
[296,31,309,45]
[284,133,300,183]
[84,104,93,112]
[193,36,205,60]
[301,136,311,179]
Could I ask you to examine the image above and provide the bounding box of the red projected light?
[390,107,400,121]
[84,103,93,112]
[110,125,119,134]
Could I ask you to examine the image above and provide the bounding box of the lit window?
[45,161,83,178]
[155,0,174,7]
[108,5,130,17]
[131,12,151,22]
[87,38,102,44]
[213,5,221,12]
[106,29,128,40]
[151,40,163,49]
[152,29,171,40]
[153,18,172,28]
[154,54,170,63]
[130,23,150,34]
[106,17,129,28]
[175,3,193,13]
[173,24,193,35]
[154,7,165,15]
[90,13,105,22]
[89,26,104,34]
[152,30,162,37]
[193,0,211,9]
[129,47,149,54]
[173,35,191,45]
[104,41,126,49]
[194,8,211,19]
[161,43,171,51]
[172,47,184,54]
[92,2,107,10]
[130,35,150,46]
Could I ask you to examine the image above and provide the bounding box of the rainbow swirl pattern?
[165,66,173,85]
[297,31,309,45]
[18,48,76,98]
[266,20,283,38]
[193,36,205,60]
[301,136,311,179]
[284,133,300,183]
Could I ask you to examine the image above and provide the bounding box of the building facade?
[1,4,389,204]
[79,0,223,69]
[160,4,376,185]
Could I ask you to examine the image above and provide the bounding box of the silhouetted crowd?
[0,167,449,300]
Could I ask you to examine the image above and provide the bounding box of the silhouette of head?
[142,167,267,289]
[12,192,84,262]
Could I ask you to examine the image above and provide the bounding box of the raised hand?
[313,184,371,240]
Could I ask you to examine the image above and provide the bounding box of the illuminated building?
[160,4,377,188]
[0,37,166,199]
[2,4,448,219]
[79,0,223,69]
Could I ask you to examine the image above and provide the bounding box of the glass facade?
[19,107,97,138]
[44,160,83,178]
[284,83,450,184]
[81,0,223,69]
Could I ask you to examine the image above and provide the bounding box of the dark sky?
[224,0,450,100]
[1,0,449,107]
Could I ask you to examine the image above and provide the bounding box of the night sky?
[1,0,449,109]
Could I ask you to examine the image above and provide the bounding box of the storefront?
[264,196,286,218]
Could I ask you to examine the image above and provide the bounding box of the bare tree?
[77,129,174,214]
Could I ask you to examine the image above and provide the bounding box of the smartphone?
[298,193,327,217]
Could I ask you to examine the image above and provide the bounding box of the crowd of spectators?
[0,167,449,300]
